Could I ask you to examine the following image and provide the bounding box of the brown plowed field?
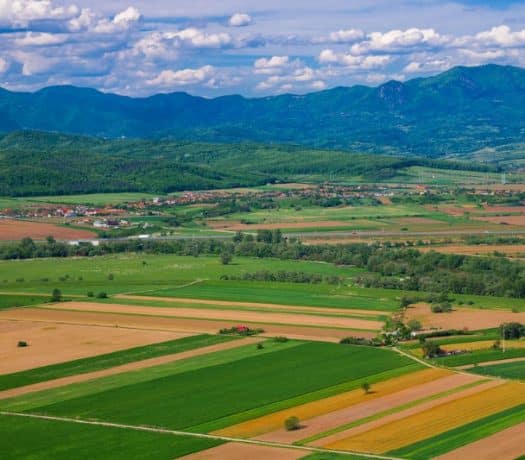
[179,443,304,460]
[419,244,525,256]
[0,308,369,342]
[405,303,525,331]
[475,215,525,226]
[257,372,480,444]
[436,421,525,460]
[0,219,95,241]
[48,302,383,331]
[0,337,257,400]
[0,319,185,374]
[117,294,388,317]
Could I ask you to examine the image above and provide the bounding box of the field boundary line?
[119,279,206,296]
[0,411,405,460]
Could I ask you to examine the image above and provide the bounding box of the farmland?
[1,182,525,459]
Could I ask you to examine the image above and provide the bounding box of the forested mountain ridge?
[1,65,525,156]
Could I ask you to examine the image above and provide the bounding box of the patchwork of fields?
[0,252,524,459]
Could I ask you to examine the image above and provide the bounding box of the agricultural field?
[0,219,95,241]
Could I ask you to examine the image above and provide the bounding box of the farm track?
[457,357,525,369]
[0,337,260,400]
[0,411,405,460]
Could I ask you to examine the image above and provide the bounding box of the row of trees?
[2,234,525,298]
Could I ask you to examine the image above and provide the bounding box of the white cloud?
[310,80,326,90]
[0,57,9,74]
[474,25,525,48]
[254,56,289,74]
[147,65,216,87]
[0,0,79,28]
[403,58,450,74]
[92,7,141,34]
[319,49,391,69]
[351,28,447,55]
[229,13,252,27]
[326,29,364,43]
[15,32,67,46]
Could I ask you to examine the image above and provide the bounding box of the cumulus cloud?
[15,32,67,46]
[254,56,289,74]
[229,13,252,27]
[0,0,79,28]
[147,65,216,87]
[351,28,447,55]
[474,25,525,48]
[319,49,391,69]
[315,28,364,44]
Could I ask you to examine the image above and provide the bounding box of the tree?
[284,416,300,431]
[407,319,422,332]
[422,340,442,358]
[361,382,371,394]
[500,322,524,340]
[220,252,233,265]
[51,288,62,302]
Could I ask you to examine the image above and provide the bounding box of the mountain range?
[1,64,525,157]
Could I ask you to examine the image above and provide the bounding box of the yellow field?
[442,340,525,352]
[213,368,451,438]
[325,382,525,454]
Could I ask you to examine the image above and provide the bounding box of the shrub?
[220,252,233,265]
[96,292,108,299]
[51,288,62,302]
[256,343,264,350]
[407,319,422,331]
[500,322,524,340]
[17,341,28,347]
[108,273,115,280]
[273,336,289,343]
[361,382,371,394]
[422,340,442,358]
[284,416,300,431]
[87,291,94,297]
[219,325,264,336]
[431,302,452,313]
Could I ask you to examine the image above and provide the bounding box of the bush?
[361,382,371,394]
[219,325,264,336]
[51,288,62,302]
[500,322,524,340]
[96,292,108,299]
[256,343,264,350]
[220,252,233,265]
[422,340,442,358]
[284,416,300,431]
[273,336,289,343]
[108,273,115,280]
[407,319,422,331]
[87,291,94,297]
[431,302,452,313]
[17,341,28,347]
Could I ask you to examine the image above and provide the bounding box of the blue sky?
[1,0,525,96]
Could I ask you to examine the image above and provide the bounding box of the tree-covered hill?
[1,65,525,156]
[0,131,495,196]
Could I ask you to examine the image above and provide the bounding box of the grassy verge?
[432,348,525,367]
[0,334,237,392]
[0,294,49,309]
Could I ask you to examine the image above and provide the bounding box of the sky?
[2,0,525,97]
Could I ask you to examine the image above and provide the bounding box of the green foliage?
[0,414,222,460]
[422,340,442,358]
[26,343,415,431]
[284,416,301,431]
[51,288,62,302]
[0,335,234,392]
[500,322,524,339]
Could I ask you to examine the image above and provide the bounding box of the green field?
[433,348,525,367]
[0,414,222,459]
[0,294,49,309]
[470,360,525,380]
[390,403,525,459]
[8,342,417,433]
[24,193,162,206]
[0,335,236,392]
